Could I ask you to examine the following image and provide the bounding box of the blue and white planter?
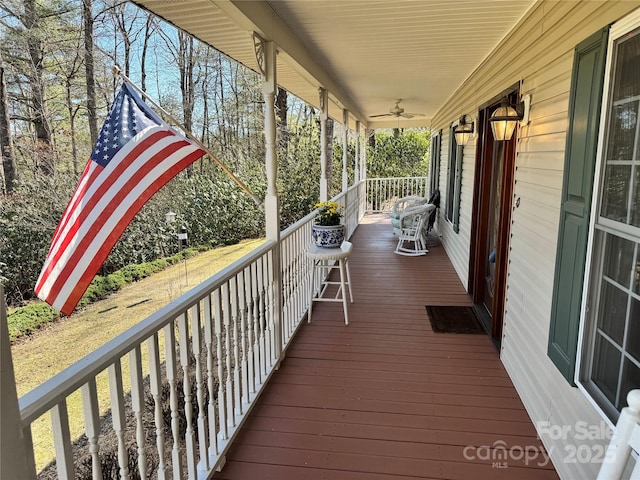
[312,224,345,248]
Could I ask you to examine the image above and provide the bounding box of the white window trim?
[576,8,640,427]
[430,129,441,197]
[445,119,460,226]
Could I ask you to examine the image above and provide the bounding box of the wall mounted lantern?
[490,94,531,141]
[454,115,474,146]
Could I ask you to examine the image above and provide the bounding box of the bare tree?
[140,14,156,91]
[0,49,17,192]
[21,0,54,175]
[51,33,84,175]
[178,30,196,132]
[83,0,98,145]
[276,87,288,156]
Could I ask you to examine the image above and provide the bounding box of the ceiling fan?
[369,99,425,119]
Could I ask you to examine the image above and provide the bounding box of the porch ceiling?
[133,0,534,129]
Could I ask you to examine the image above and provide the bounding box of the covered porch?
[2,180,557,479]
[8,1,640,478]
[213,215,557,479]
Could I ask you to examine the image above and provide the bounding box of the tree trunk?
[200,50,210,175]
[178,30,196,175]
[83,0,98,145]
[179,31,195,132]
[140,15,154,91]
[24,0,54,176]
[0,51,17,193]
[276,87,288,155]
[65,80,79,175]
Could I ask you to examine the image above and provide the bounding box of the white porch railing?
[366,176,428,212]
[10,181,368,479]
[597,389,640,479]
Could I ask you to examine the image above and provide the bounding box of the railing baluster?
[238,269,249,409]
[246,265,256,395]
[257,258,267,380]
[51,400,74,479]
[146,333,167,480]
[21,427,37,478]
[265,251,274,367]
[222,282,235,430]
[293,229,301,339]
[281,237,290,346]
[163,321,183,478]
[213,289,228,441]
[178,311,197,478]
[108,361,131,480]
[293,231,299,340]
[230,277,242,416]
[128,345,148,479]
[191,301,210,471]
[202,294,219,457]
[81,379,102,480]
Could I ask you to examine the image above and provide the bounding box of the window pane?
[633,166,640,228]
[601,165,631,222]
[612,33,640,102]
[626,298,640,358]
[592,335,621,405]
[619,358,640,410]
[634,250,640,295]
[597,281,628,345]
[603,233,635,287]
[607,103,637,160]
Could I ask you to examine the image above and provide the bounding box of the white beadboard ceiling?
[133,0,534,129]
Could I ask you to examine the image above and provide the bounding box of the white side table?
[307,241,353,325]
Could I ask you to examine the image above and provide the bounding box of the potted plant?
[312,201,345,248]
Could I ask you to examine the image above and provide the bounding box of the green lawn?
[10,237,264,471]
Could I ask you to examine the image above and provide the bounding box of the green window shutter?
[548,28,609,384]
[446,125,455,222]
[453,143,462,234]
[446,126,463,234]
[430,130,442,196]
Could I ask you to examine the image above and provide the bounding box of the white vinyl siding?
[430,1,640,478]
[439,127,473,289]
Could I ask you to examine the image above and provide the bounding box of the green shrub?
[7,303,60,342]
[104,272,127,292]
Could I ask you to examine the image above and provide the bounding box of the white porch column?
[342,109,349,192]
[363,130,370,180]
[1,285,33,478]
[261,40,279,241]
[354,121,360,184]
[319,87,329,201]
[256,36,283,361]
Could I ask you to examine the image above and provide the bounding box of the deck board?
[213,215,558,479]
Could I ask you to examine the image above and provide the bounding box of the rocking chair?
[389,195,428,234]
[394,203,436,256]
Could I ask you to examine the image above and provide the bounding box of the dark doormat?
[425,305,485,334]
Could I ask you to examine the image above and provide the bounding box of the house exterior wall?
[432,1,640,478]
[437,129,474,290]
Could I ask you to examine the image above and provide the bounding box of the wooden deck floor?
[214,215,558,479]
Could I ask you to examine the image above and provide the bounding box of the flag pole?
[112,66,263,208]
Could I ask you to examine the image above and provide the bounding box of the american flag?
[35,83,205,315]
